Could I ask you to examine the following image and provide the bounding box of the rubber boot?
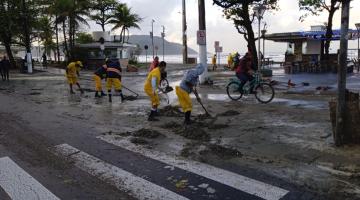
[148,110,159,121]
[184,111,191,125]
[119,91,125,102]
[95,91,100,98]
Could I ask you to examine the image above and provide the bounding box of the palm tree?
[90,0,118,32]
[109,4,142,43]
[50,0,91,60]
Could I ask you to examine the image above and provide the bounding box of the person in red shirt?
[235,52,254,91]
[148,56,159,72]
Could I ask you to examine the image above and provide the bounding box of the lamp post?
[261,29,267,66]
[151,19,155,59]
[161,25,165,61]
[253,4,266,71]
[355,23,360,60]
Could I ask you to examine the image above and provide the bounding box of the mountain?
[128,35,197,55]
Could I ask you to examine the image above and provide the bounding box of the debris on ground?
[174,126,210,141]
[200,144,242,159]
[207,123,229,130]
[217,110,240,117]
[159,106,183,117]
[28,92,41,95]
[130,137,148,145]
[123,95,137,101]
[81,88,96,92]
[132,128,162,138]
[175,179,188,190]
[160,121,182,129]
[316,86,332,91]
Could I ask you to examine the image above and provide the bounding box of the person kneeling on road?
[175,63,205,125]
[66,61,84,94]
[106,58,124,103]
[144,61,167,121]
[94,60,108,98]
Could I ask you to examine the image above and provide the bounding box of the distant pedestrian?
[1,55,10,81]
[0,57,3,81]
[227,53,233,70]
[42,53,47,69]
[212,54,217,71]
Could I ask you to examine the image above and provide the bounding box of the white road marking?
[98,135,289,200]
[0,157,60,200]
[53,144,189,200]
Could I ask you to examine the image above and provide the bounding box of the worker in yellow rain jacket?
[227,53,233,69]
[93,61,108,98]
[175,63,205,124]
[144,61,167,121]
[106,59,124,103]
[212,54,217,71]
[66,61,84,94]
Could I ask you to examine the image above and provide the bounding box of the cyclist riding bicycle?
[235,52,255,93]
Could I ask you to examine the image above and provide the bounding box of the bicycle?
[226,72,275,104]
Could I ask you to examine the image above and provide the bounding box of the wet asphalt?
[0,66,350,200]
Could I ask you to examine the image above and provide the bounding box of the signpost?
[214,41,222,66]
[144,45,148,63]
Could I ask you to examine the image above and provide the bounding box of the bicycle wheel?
[160,78,169,90]
[255,83,275,104]
[226,81,243,101]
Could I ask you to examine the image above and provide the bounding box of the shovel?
[193,89,212,117]
[122,84,139,98]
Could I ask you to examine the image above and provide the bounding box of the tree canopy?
[213,0,279,69]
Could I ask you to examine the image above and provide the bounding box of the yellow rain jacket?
[144,67,161,106]
[66,62,81,84]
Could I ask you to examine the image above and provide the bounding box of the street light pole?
[161,25,165,61]
[253,5,266,71]
[151,19,155,59]
[182,0,188,64]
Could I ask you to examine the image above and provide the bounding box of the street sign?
[197,30,206,45]
[215,46,223,53]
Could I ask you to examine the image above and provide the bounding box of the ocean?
[138,52,285,65]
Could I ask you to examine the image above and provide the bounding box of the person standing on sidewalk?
[1,55,10,81]
[144,61,167,121]
[66,61,84,94]
[175,63,205,124]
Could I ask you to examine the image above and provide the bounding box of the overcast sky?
[86,0,360,55]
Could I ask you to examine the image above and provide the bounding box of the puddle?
[272,98,328,109]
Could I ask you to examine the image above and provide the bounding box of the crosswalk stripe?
[98,135,289,200]
[0,157,60,200]
[53,143,189,200]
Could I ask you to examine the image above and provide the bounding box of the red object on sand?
[287,79,296,87]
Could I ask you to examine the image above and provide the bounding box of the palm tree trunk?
[55,15,60,63]
[62,21,69,61]
[4,41,16,69]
